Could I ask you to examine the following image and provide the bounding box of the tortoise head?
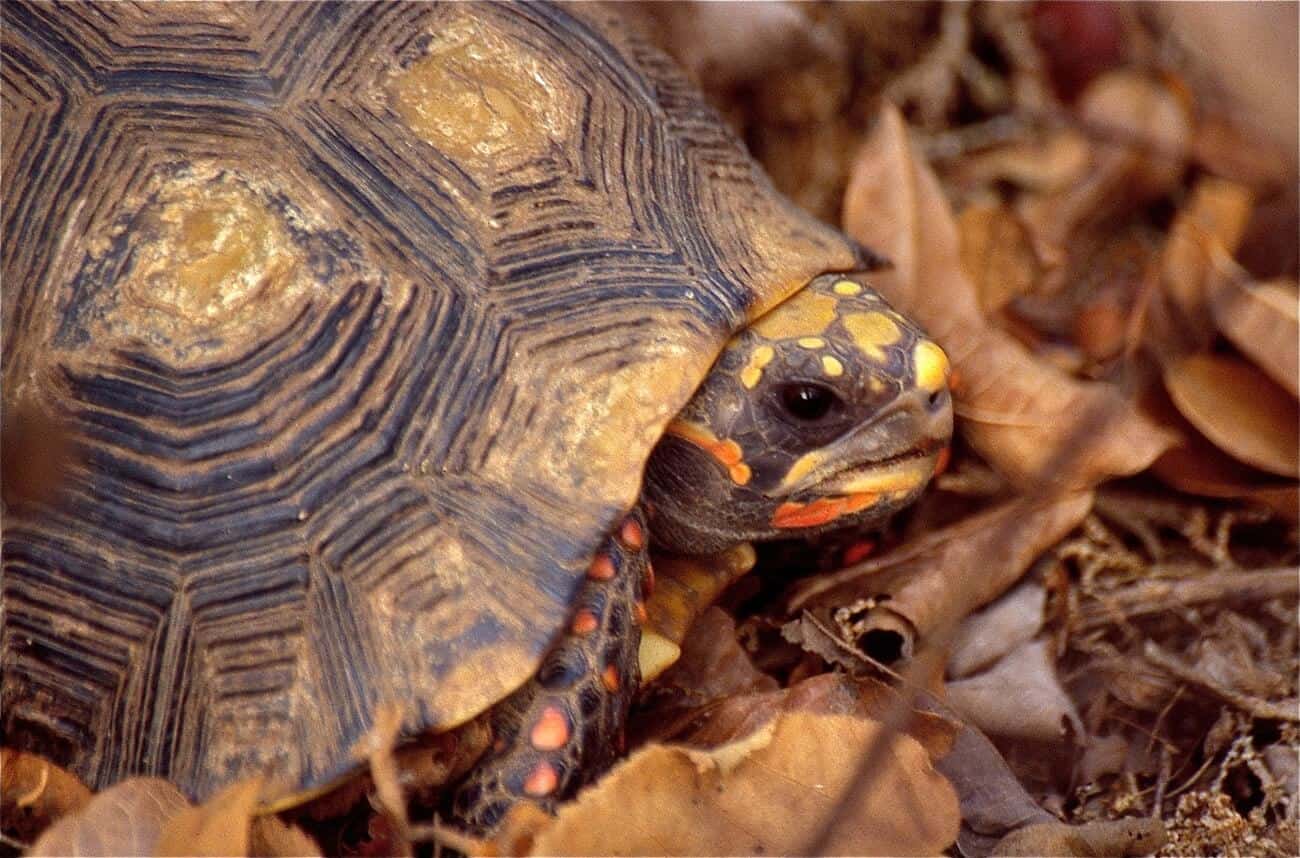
[643,274,952,553]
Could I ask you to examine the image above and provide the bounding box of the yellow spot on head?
[752,289,840,341]
[797,337,825,349]
[913,340,950,393]
[822,355,844,377]
[843,312,902,361]
[740,344,775,389]
[833,279,863,296]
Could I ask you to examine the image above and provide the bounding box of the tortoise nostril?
[926,388,946,410]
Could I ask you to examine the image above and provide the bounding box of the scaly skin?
[452,511,650,831]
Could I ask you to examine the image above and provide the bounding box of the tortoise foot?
[450,509,651,833]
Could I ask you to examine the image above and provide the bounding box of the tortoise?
[0,0,952,831]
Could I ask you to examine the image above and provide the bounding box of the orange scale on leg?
[619,516,644,550]
[523,760,559,797]
[587,553,616,580]
[530,706,571,751]
[601,664,621,692]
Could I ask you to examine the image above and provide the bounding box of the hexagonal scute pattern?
[1,1,854,797]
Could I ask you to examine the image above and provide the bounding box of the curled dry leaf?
[0,748,91,842]
[945,638,1083,743]
[1164,353,1299,477]
[528,713,960,857]
[1159,176,1254,339]
[788,492,1093,656]
[29,777,188,857]
[1210,275,1299,397]
[843,105,1172,490]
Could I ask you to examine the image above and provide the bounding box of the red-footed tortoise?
[0,0,952,831]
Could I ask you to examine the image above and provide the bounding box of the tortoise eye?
[780,383,840,422]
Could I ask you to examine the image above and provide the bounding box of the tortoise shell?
[1,1,856,798]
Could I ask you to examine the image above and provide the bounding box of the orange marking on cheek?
[643,559,655,597]
[572,609,599,635]
[665,420,749,483]
[771,493,880,529]
[602,664,621,692]
[530,706,570,751]
[619,517,644,550]
[523,760,559,797]
[634,601,649,625]
[588,554,615,580]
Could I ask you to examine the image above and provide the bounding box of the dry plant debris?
[5,3,1297,857]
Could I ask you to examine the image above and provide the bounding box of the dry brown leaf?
[958,202,1041,313]
[951,130,1092,194]
[1209,275,1300,397]
[249,816,323,858]
[788,492,1093,653]
[29,777,189,857]
[650,608,777,705]
[1160,176,1255,336]
[843,105,1173,490]
[948,579,1046,680]
[946,639,1083,742]
[934,722,1056,856]
[529,712,960,856]
[155,776,262,857]
[1142,380,1298,516]
[1155,2,1299,166]
[1164,353,1299,477]
[0,748,92,843]
[992,817,1167,857]
[663,670,958,761]
[1017,72,1192,271]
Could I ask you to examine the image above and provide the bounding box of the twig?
[1079,567,1299,631]
[1142,641,1300,722]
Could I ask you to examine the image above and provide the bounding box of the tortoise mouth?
[809,443,945,500]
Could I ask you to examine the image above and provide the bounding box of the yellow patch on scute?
[833,279,864,296]
[121,171,305,326]
[387,11,574,176]
[913,340,950,393]
[821,355,844,377]
[796,337,825,349]
[843,312,902,361]
[740,345,775,389]
[751,289,841,341]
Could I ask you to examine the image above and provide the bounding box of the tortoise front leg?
[450,509,651,833]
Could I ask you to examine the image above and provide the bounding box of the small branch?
[1142,641,1300,722]
[1079,567,1299,631]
